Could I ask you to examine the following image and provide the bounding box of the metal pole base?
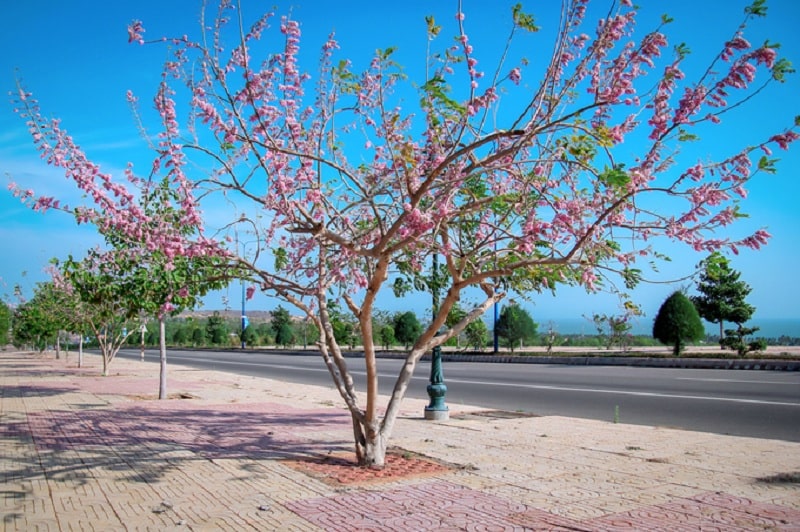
[424,407,449,421]
[425,379,449,421]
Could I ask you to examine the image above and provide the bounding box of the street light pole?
[237,236,255,350]
[424,253,449,421]
[493,298,499,354]
[241,278,247,349]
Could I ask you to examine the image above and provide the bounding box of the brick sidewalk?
[2,350,799,530]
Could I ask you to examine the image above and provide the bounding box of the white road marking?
[440,377,800,407]
[168,354,800,408]
[676,377,797,385]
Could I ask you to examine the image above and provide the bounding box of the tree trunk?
[78,335,84,368]
[55,335,61,360]
[352,414,387,468]
[719,321,724,349]
[140,324,146,361]
[158,316,167,400]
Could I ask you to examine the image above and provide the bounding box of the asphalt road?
[116,348,800,442]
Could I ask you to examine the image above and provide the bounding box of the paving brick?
[3,350,799,531]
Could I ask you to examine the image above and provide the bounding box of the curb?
[434,354,800,371]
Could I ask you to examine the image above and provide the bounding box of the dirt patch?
[283,449,454,486]
[129,392,198,400]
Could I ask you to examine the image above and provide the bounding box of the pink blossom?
[770,131,800,150]
[127,20,145,44]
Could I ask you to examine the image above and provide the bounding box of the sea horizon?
[538,317,800,339]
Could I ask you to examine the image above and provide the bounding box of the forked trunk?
[352,414,387,468]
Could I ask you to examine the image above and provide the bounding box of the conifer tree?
[496,302,538,352]
[653,291,705,356]
[691,252,765,355]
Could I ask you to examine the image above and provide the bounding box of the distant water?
[539,317,800,338]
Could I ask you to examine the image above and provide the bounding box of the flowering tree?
[55,177,232,387]
[10,0,798,466]
[102,179,232,397]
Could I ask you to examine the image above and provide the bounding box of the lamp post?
[237,237,256,349]
[241,278,247,349]
[493,298,499,354]
[424,253,449,421]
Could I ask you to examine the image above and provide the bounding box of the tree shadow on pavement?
[2,397,355,487]
[1,383,81,398]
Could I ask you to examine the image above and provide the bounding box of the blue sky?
[2,1,799,330]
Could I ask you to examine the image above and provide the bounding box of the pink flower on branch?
[127,20,145,44]
[8,0,799,469]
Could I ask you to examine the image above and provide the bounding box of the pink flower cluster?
[127,20,145,44]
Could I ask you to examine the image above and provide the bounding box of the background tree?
[58,253,141,376]
[10,1,798,467]
[652,291,705,356]
[393,311,422,350]
[254,322,273,346]
[12,293,54,351]
[0,299,12,347]
[495,302,538,352]
[173,326,189,346]
[191,326,207,347]
[691,252,765,355]
[270,305,293,347]
[275,322,295,348]
[446,305,469,348]
[587,300,643,351]
[11,281,76,354]
[206,312,229,346]
[241,325,260,347]
[721,322,768,356]
[465,319,489,351]
[378,325,396,351]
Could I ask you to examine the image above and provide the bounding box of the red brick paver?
[2,351,799,531]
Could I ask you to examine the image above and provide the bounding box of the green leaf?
[598,164,629,189]
[274,247,288,271]
[744,0,768,17]
[622,268,642,290]
[512,3,539,32]
[772,57,795,82]
[758,155,778,173]
[378,47,396,60]
[420,76,465,114]
[675,42,691,60]
[425,15,441,39]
